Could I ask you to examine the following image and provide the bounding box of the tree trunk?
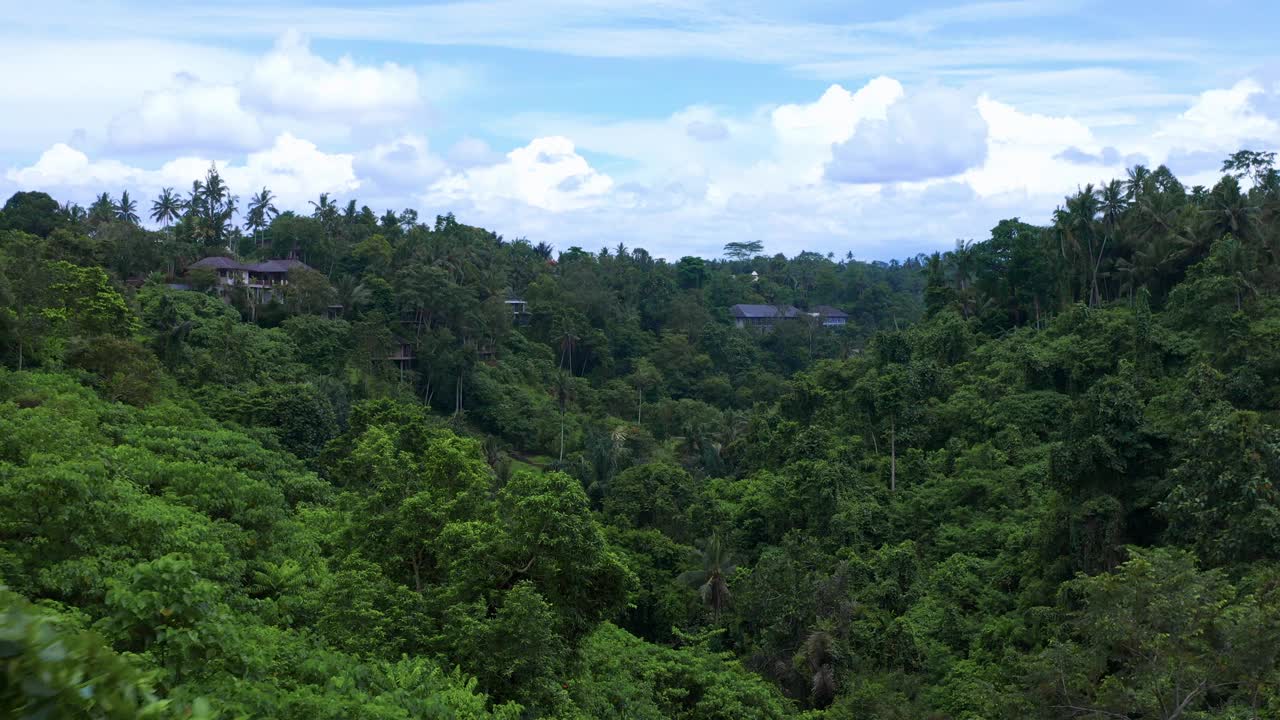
[889,417,897,493]
[637,387,643,424]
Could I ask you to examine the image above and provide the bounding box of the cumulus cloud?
[964,97,1104,197]
[1153,80,1278,155]
[427,136,612,212]
[87,31,429,153]
[108,79,264,151]
[6,144,143,189]
[772,78,904,146]
[0,38,253,153]
[243,31,421,123]
[826,86,987,184]
[217,133,360,204]
[6,133,358,208]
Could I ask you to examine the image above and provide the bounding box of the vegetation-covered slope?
[2,150,1280,718]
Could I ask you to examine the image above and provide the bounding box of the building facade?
[187,256,311,303]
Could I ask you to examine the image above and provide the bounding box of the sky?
[2,0,1279,260]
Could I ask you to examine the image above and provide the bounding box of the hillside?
[2,152,1280,718]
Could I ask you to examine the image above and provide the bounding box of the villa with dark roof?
[730,303,805,329]
[730,303,851,331]
[811,305,850,327]
[187,256,312,303]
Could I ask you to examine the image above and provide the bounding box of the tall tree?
[244,187,278,246]
[114,191,140,225]
[150,187,182,228]
[679,534,735,622]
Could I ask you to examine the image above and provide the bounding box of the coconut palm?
[150,187,182,227]
[60,201,87,226]
[1202,176,1260,245]
[309,193,337,224]
[678,534,735,621]
[88,192,116,226]
[114,191,140,224]
[949,238,976,293]
[333,274,371,317]
[244,187,279,245]
[1125,164,1151,201]
[804,628,837,709]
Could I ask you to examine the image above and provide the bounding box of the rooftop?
[811,305,849,318]
[187,256,313,273]
[731,303,803,319]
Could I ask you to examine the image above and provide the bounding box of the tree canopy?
[4,148,1280,717]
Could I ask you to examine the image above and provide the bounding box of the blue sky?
[3,0,1278,259]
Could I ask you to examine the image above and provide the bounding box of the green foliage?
[4,151,1280,716]
[0,589,210,720]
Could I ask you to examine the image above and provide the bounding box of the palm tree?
[333,274,371,318]
[804,628,837,709]
[150,187,182,227]
[114,191,140,224]
[554,370,574,463]
[244,187,278,245]
[1064,185,1104,305]
[186,166,238,250]
[1218,235,1258,311]
[678,534,735,622]
[60,202,87,226]
[949,238,976,293]
[1125,165,1151,201]
[1095,180,1127,302]
[88,192,116,226]
[309,193,337,223]
[533,241,555,260]
[1202,176,1259,245]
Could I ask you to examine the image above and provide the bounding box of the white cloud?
[447,137,503,168]
[357,135,448,190]
[428,136,613,212]
[1151,79,1279,158]
[826,86,987,183]
[964,96,1106,198]
[772,78,903,146]
[0,38,252,152]
[243,31,421,123]
[6,144,144,189]
[215,133,360,205]
[108,80,264,151]
[6,133,358,209]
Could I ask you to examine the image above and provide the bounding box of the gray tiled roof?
[731,304,803,318]
[188,256,243,270]
[186,257,312,273]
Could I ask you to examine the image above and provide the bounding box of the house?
[730,304,804,330]
[506,298,531,326]
[186,256,312,303]
[188,256,248,288]
[389,337,415,373]
[810,305,850,328]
